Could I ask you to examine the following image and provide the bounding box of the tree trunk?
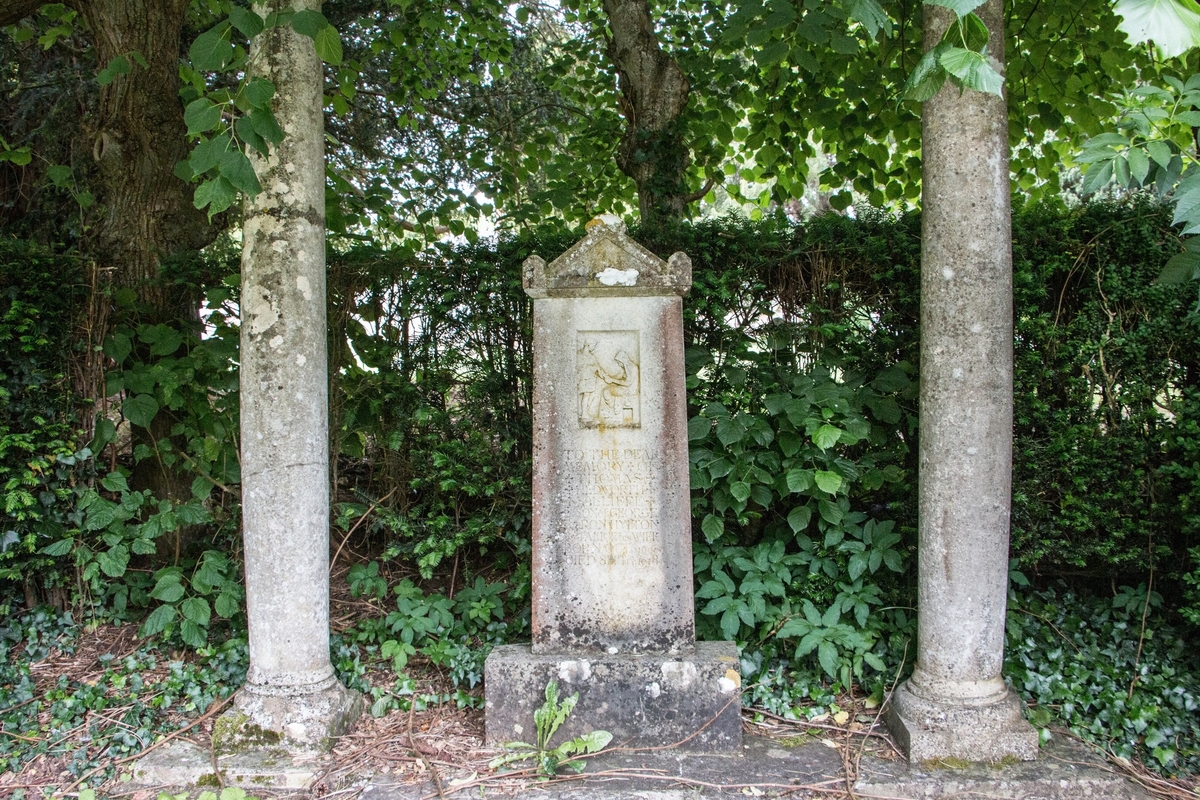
[73,0,215,314]
[5,2,218,538]
[883,0,1038,763]
[601,0,695,229]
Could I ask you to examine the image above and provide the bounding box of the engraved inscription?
[559,448,661,567]
[577,331,640,428]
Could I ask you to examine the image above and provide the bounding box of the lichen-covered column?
[218,0,360,752]
[884,0,1037,763]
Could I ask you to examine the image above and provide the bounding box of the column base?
[885,680,1038,764]
[485,641,742,752]
[214,679,362,755]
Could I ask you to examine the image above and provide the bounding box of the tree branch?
[681,176,717,205]
[0,0,53,27]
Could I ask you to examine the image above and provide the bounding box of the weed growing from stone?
[489,680,612,776]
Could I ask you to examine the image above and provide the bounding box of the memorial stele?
[484,216,742,751]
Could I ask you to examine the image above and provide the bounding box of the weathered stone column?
[218,0,360,751]
[884,0,1037,763]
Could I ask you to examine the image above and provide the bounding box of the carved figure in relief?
[576,332,640,427]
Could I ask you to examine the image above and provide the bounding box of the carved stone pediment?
[523,217,691,298]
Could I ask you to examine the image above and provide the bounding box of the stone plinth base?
[885,681,1038,763]
[485,641,742,752]
[856,735,1152,799]
[215,681,362,755]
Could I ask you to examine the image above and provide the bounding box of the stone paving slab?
[361,735,844,798]
[854,735,1153,799]
[130,739,332,791]
[131,732,1155,800]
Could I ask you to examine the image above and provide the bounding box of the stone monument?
[485,217,741,751]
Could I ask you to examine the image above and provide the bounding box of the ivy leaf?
[937,46,1004,96]
[189,22,234,72]
[96,54,130,87]
[123,394,159,428]
[1113,0,1200,58]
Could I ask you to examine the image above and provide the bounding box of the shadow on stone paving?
[361,734,1153,799]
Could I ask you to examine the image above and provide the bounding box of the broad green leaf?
[1146,140,1173,167]
[730,481,751,503]
[123,394,159,428]
[228,6,264,38]
[189,22,234,72]
[818,499,844,525]
[181,596,211,627]
[786,468,813,493]
[40,538,74,557]
[846,0,889,38]
[1081,160,1114,195]
[813,424,842,450]
[1158,251,1200,283]
[215,590,240,618]
[243,77,275,108]
[184,98,223,135]
[701,514,725,542]
[925,0,987,17]
[189,133,234,176]
[688,415,711,440]
[1127,147,1150,185]
[817,640,840,677]
[101,471,129,493]
[219,148,262,196]
[289,9,328,37]
[180,619,207,648]
[787,505,813,533]
[249,107,285,144]
[754,40,789,67]
[937,46,1004,96]
[151,574,186,602]
[236,116,269,156]
[1113,0,1200,58]
[194,175,238,216]
[814,470,843,494]
[313,24,343,65]
[140,604,177,637]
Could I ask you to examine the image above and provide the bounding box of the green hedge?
[4,201,1199,621]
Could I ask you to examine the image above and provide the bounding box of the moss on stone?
[196,772,222,787]
[777,733,817,748]
[921,756,974,770]
[211,711,283,755]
